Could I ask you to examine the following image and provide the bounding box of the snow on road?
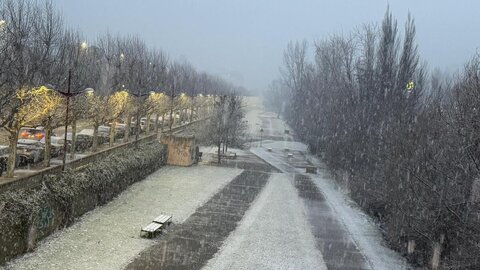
[6,166,242,270]
[251,145,410,269]
[202,173,327,270]
[306,160,410,269]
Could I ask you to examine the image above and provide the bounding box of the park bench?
[140,222,163,238]
[287,153,293,158]
[217,152,237,159]
[267,148,272,152]
[306,166,317,174]
[153,214,172,226]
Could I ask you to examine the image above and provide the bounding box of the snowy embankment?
[6,166,242,270]
[305,155,410,269]
[203,173,327,270]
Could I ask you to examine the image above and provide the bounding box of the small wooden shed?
[160,134,196,166]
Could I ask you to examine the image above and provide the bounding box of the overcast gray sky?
[56,0,480,92]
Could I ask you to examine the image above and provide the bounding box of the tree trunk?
[154,113,160,134]
[92,124,99,152]
[70,118,77,160]
[169,109,174,131]
[124,114,131,143]
[109,121,116,147]
[217,142,221,164]
[161,113,165,132]
[190,106,194,122]
[6,129,19,178]
[44,121,52,167]
[145,114,151,134]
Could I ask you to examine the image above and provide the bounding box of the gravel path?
[5,166,242,270]
[202,173,327,270]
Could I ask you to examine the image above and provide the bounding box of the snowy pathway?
[250,146,410,269]
[6,166,242,270]
[203,173,327,270]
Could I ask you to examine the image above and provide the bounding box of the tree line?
[269,9,480,269]
[0,0,244,178]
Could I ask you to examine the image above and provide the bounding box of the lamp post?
[260,128,264,147]
[168,91,176,132]
[54,69,94,171]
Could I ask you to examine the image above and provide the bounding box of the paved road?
[240,98,409,269]
[203,173,327,270]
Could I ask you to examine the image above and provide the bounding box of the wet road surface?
[294,174,370,270]
[203,173,327,270]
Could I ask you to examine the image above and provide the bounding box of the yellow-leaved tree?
[4,86,62,177]
[106,91,129,146]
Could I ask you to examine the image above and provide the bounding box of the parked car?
[0,145,8,155]
[63,132,93,152]
[110,123,125,139]
[0,155,7,176]
[19,127,46,141]
[40,136,66,157]
[78,128,106,146]
[129,122,140,135]
[50,136,66,157]
[98,125,111,138]
[17,139,44,165]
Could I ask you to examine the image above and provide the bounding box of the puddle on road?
[125,170,270,270]
[294,174,371,270]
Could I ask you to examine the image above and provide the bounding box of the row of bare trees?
[272,8,480,269]
[0,0,243,178]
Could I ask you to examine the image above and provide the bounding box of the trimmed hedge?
[0,141,167,265]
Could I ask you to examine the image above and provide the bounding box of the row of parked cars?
[0,122,147,175]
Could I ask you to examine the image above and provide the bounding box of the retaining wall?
[0,119,208,265]
[0,140,167,265]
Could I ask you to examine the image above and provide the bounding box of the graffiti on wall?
[38,205,53,229]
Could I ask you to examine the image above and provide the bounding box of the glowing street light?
[80,41,88,50]
[406,81,415,93]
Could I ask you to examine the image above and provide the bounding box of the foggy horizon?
[56,0,480,92]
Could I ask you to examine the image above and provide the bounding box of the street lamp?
[53,69,94,171]
[80,41,88,51]
[260,128,264,147]
[167,90,177,132]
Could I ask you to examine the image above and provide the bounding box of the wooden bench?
[306,166,317,174]
[140,222,163,238]
[153,214,172,226]
[217,152,237,160]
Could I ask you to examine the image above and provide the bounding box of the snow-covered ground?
[250,146,410,270]
[199,146,250,156]
[203,173,327,270]
[243,97,264,135]
[6,166,242,270]
[260,140,308,152]
[305,155,410,269]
